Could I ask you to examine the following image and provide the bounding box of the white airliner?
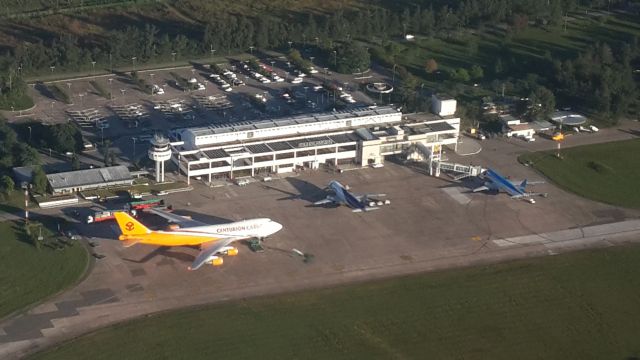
[114,208,282,271]
[313,180,389,212]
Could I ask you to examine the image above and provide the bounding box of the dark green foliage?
[0,117,40,172]
[0,0,635,120]
[90,80,110,99]
[0,67,33,110]
[16,121,82,154]
[31,166,48,194]
[0,175,14,193]
[334,42,370,74]
[287,49,311,72]
[71,154,80,170]
[48,84,71,104]
[552,42,637,124]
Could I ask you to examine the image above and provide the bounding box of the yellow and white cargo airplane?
[114,210,282,270]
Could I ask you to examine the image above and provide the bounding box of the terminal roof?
[184,106,398,137]
[46,165,132,189]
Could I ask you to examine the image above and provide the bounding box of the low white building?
[168,106,460,184]
[46,166,133,195]
[506,123,535,139]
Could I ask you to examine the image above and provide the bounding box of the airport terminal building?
[169,105,460,184]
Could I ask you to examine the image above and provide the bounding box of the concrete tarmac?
[1,122,640,358]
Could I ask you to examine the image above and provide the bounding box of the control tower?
[148,134,171,183]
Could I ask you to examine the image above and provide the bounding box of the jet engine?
[220,246,239,256]
[208,256,224,266]
[166,224,180,231]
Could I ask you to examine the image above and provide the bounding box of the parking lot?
[18,56,379,161]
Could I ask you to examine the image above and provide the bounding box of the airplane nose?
[271,221,283,233]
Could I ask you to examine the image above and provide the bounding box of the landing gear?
[249,238,265,252]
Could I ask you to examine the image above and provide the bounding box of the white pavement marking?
[493,219,640,247]
[441,187,471,205]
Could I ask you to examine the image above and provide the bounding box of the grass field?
[31,245,640,360]
[0,190,34,214]
[0,221,89,319]
[388,11,640,78]
[520,139,640,208]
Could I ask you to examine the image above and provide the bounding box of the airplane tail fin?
[114,212,151,240]
[519,179,528,191]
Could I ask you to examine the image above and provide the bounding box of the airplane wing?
[313,198,334,205]
[352,206,379,213]
[189,238,236,271]
[510,180,545,185]
[147,207,207,228]
[354,193,386,201]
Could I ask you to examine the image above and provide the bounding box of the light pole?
[392,64,397,85]
[132,137,136,162]
[210,45,216,59]
[27,126,32,142]
[79,93,85,106]
[50,65,55,73]
[270,60,275,70]
[131,57,137,73]
[91,61,96,76]
[149,73,155,94]
[249,46,255,56]
[332,50,337,68]
[315,37,319,47]
[108,78,113,100]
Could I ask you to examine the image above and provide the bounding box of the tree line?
[0,0,636,117]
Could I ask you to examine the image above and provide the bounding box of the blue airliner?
[313,180,389,212]
[473,168,542,203]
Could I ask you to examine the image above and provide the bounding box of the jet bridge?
[437,162,484,180]
[405,142,483,178]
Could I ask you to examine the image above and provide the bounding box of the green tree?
[0,175,14,193]
[469,65,484,80]
[450,68,470,82]
[71,154,80,170]
[527,86,556,120]
[334,42,370,74]
[32,166,48,194]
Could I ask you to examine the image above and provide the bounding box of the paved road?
[0,120,639,359]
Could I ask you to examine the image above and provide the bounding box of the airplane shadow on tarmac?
[122,246,196,264]
[438,176,500,195]
[262,177,334,207]
[164,209,233,225]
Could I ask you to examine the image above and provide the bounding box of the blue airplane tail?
[519,179,528,191]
